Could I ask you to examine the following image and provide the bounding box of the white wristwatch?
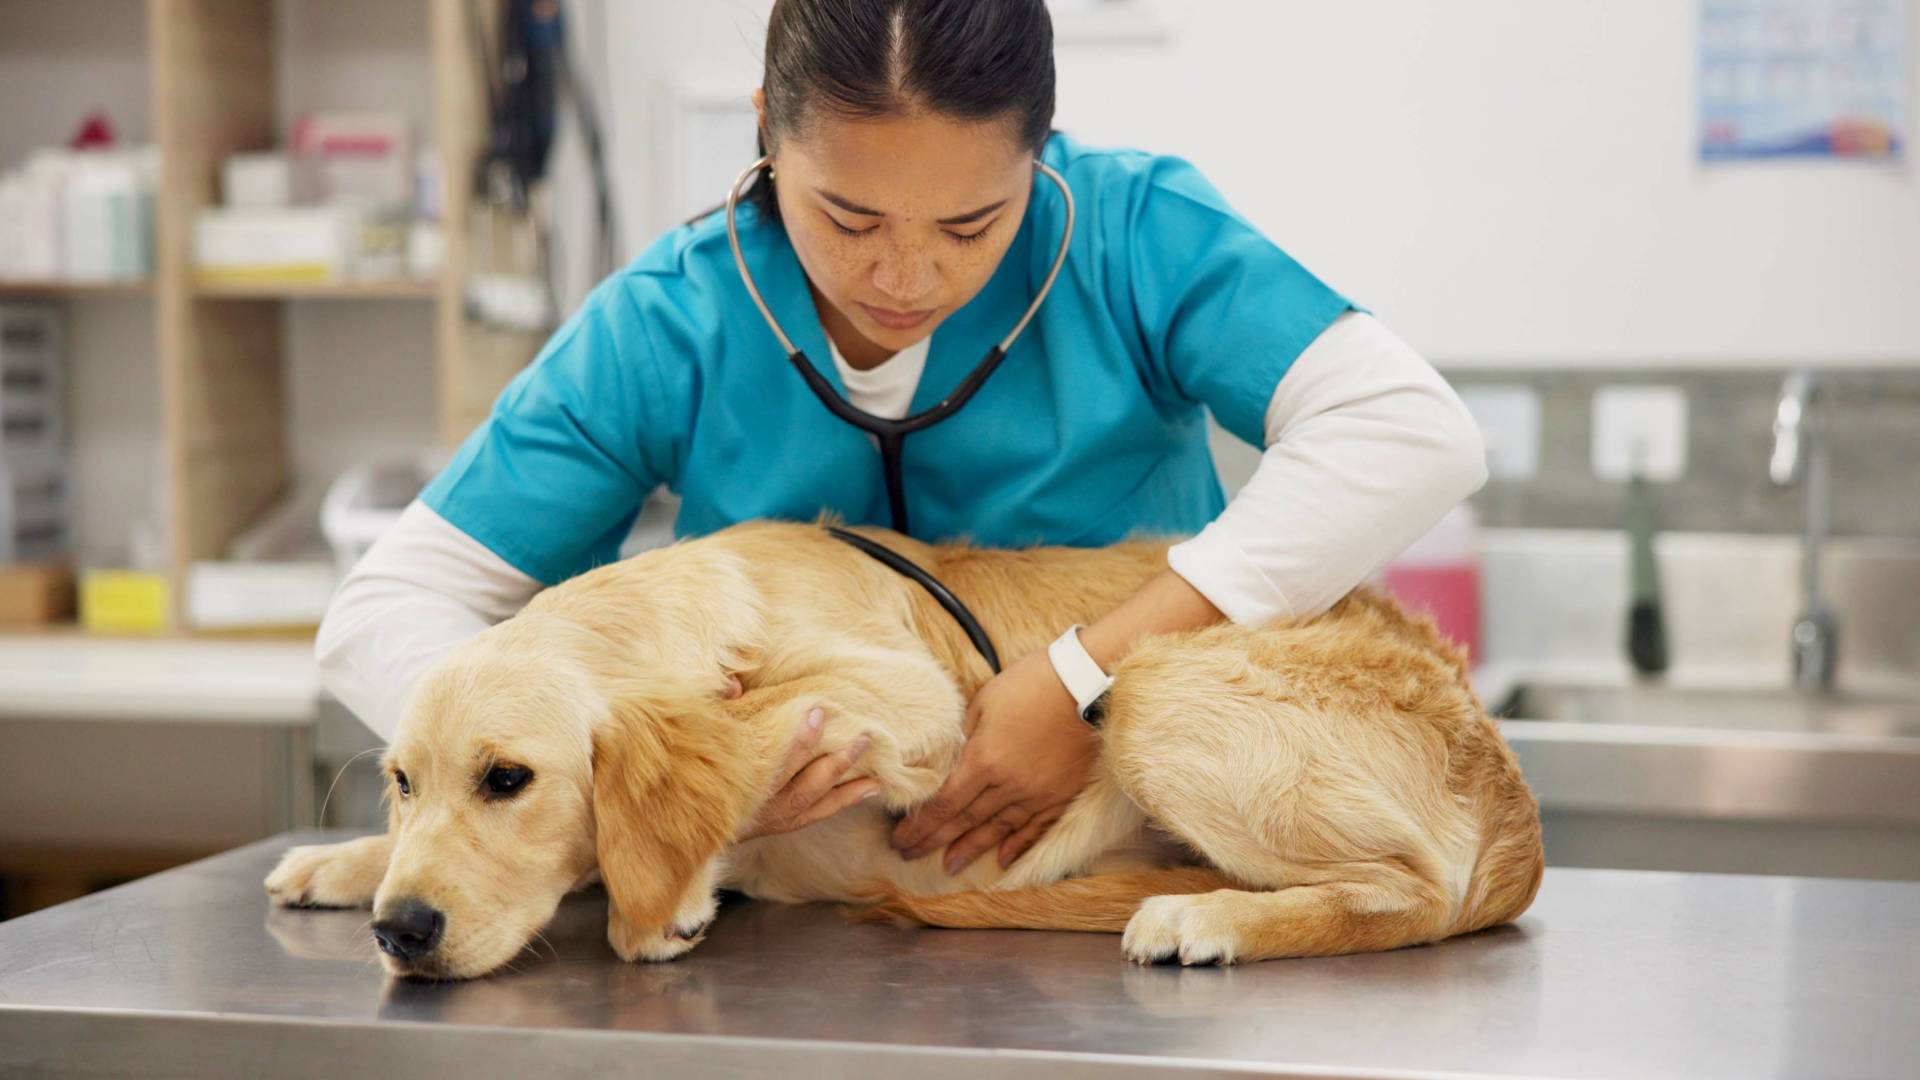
[1047,624,1115,725]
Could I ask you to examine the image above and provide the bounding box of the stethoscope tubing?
[725,154,1076,536]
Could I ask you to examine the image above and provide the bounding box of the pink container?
[1378,505,1482,666]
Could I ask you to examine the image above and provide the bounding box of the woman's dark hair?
[747,0,1056,223]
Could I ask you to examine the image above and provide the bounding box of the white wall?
[0,0,150,169]
[594,0,1920,369]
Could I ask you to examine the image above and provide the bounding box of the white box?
[53,150,155,281]
[223,152,295,209]
[186,560,338,631]
[194,206,358,283]
[2,161,63,278]
[406,220,443,279]
[292,112,412,209]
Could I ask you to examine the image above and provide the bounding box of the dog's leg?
[1091,622,1497,963]
[992,774,1146,889]
[606,858,721,963]
[1119,875,1456,965]
[264,833,393,909]
[725,658,967,809]
[851,866,1236,931]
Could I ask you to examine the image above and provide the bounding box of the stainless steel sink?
[1490,677,1920,880]
[1470,530,1920,879]
[1495,680,1920,739]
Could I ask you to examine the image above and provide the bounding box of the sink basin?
[1495,681,1920,740]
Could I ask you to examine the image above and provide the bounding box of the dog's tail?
[847,867,1237,932]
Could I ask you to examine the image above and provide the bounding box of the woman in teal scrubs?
[321,0,1485,879]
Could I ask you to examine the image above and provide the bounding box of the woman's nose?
[872,245,939,306]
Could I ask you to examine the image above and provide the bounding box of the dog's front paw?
[607,892,718,963]
[1122,892,1245,966]
[264,837,389,909]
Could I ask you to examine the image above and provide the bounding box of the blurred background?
[0,0,1915,918]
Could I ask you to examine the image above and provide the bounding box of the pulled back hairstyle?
[748,0,1057,223]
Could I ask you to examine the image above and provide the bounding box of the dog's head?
[369,547,767,980]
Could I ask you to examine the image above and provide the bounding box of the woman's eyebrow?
[815,188,1007,225]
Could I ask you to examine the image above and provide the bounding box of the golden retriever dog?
[266,520,1542,979]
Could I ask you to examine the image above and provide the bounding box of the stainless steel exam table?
[1,831,1915,1078]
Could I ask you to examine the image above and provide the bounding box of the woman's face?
[758,95,1034,364]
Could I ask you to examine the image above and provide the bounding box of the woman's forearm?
[1075,567,1225,672]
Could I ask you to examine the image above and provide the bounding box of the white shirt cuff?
[1166,525,1295,628]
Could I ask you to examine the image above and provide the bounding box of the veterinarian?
[318,0,1486,879]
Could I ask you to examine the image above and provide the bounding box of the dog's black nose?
[371,899,444,961]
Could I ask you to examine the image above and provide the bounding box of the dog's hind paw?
[1122,893,1243,966]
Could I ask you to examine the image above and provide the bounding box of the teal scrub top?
[422,132,1357,586]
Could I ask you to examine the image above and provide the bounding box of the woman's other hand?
[888,650,1096,874]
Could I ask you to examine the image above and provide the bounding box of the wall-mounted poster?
[1699,0,1908,161]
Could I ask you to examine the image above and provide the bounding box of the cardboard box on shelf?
[0,562,75,624]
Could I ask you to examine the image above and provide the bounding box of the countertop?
[0,633,319,723]
[2,831,1916,1079]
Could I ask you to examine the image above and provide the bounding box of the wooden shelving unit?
[190,277,441,300]
[0,0,546,631]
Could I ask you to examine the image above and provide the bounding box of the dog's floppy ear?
[590,694,753,934]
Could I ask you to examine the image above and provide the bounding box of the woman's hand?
[889,649,1097,874]
[737,698,879,842]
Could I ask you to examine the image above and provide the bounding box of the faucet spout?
[1770,372,1813,484]
[1771,372,1835,692]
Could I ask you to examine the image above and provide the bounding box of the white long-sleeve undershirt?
[315,311,1486,741]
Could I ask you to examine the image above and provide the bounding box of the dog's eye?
[484,765,532,799]
[394,771,411,797]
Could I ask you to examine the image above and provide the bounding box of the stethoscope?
[724,155,1076,538]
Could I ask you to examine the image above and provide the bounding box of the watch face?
[1082,691,1110,728]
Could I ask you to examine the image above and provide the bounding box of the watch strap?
[1047,624,1116,726]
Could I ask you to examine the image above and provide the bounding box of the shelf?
[0,279,154,299]
[192,277,441,301]
[7,0,515,632]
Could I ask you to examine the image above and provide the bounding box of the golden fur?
[266,520,1543,977]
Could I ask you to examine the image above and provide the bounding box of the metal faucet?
[1769,372,1837,692]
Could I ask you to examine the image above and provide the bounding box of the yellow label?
[79,571,171,634]
[193,264,335,285]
